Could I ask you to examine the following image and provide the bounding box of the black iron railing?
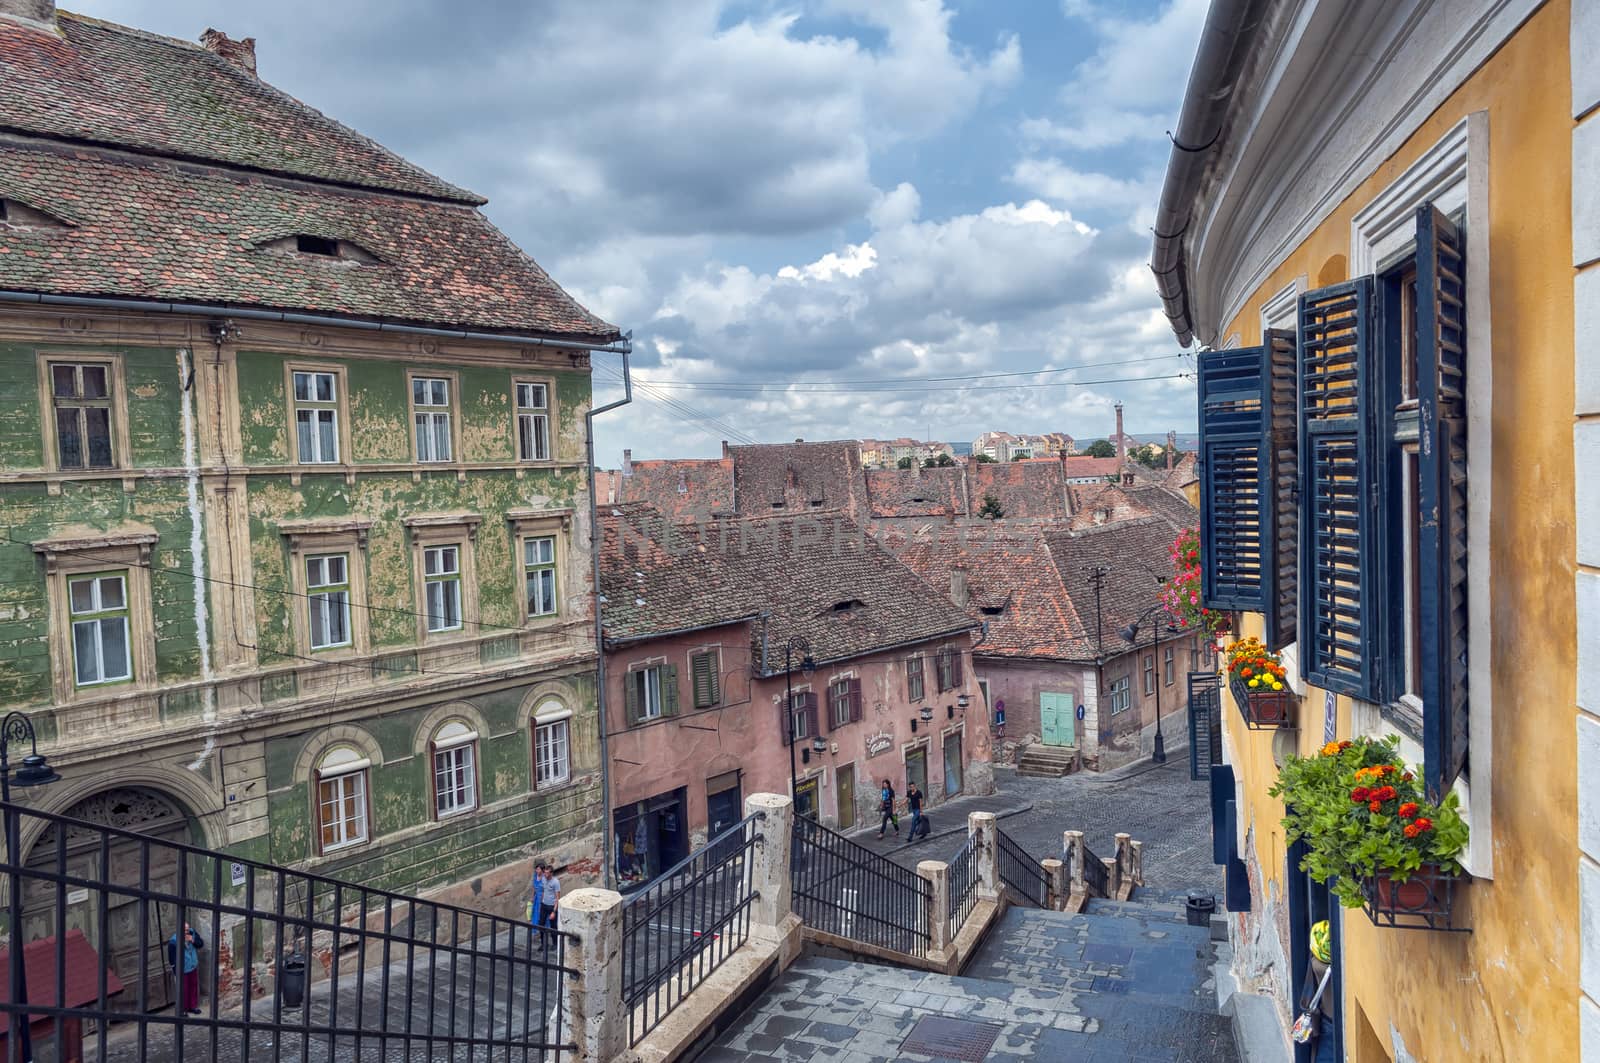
[995,828,1048,908]
[621,812,761,1047]
[790,817,929,959]
[1188,671,1223,781]
[1082,839,1111,898]
[946,836,979,942]
[0,800,576,1062]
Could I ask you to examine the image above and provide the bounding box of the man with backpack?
[876,778,899,839]
[906,782,927,841]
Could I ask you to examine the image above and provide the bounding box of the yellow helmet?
[1310,920,1332,964]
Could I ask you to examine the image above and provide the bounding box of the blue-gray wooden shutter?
[1197,346,1269,611]
[1264,328,1300,651]
[1417,203,1470,802]
[1297,278,1381,699]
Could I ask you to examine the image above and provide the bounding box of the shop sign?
[866,733,894,758]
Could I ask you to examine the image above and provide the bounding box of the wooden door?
[834,763,855,831]
[23,789,193,1014]
[905,747,927,797]
[1040,693,1076,746]
[942,732,962,796]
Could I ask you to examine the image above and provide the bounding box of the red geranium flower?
[1350,787,1371,802]
[1398,802,1419,819]
[1374,785,1398,802]
[1414,818,1433,832]
[1403,823,1421,839]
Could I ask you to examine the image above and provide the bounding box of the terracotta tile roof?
[0,14,617,339]
[599,508,976,666]
[0,140,616,336]
[969,459,1069,519]
[1046,517,1185,651]
[1058,456,1124,481]
[1163,452,1199,487]
[617,458,735,523]
[0,13,478,203]
[729,441,868,518]
[865,466,967,518]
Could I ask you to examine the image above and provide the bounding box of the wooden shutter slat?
[662,664,679,717]
[624,672,640,727]
[1417,203,1470,801]
[1297,277,1380,698]
[1265,328,1299,650]
[849,677,863,722]
[1198,345,1271,612]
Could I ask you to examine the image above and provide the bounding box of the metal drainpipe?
[586,345,631,889]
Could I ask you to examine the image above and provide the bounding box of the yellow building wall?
[1215,2,1578,1058]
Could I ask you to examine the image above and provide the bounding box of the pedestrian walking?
[876,779,899,838]
[529,862,548,943]
[165,922,204,1015]
[906,782,925,841]
[541,865,561,938]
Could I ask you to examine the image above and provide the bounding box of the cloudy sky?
[77,0,1205,464]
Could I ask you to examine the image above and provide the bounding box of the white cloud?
[1008,158,1157,211]
[778,243,879,282]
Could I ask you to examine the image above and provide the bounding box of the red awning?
[0,930,126,1020]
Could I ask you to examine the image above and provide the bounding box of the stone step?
[1017,745,1078,777]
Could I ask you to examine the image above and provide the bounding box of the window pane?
[73,620,99,684]
[319,410,337,461]
[432,415,451,461]
[518,415,534,461]
[69,578,96,614]
[98,575,124,610]
[84,407,113,468]
[56,409,83,469]
[326,555,345,585]
[80,365,108,398]
[328,590,349,645]
[99,617,129,680]
[431,380,448,405]
[296,410,315,461]
[413,378,427,405]
[294,372,313,402]
[414,414,432,460]
[442,581,460,628]
[52,364,77,397]
[316,373,335,402]
[538,569,556,615]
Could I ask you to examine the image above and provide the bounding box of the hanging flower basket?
[1269,737,1469,932]
[1361,863,1461,931]
[1224,638,1296,730]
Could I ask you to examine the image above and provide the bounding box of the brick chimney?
[950,569,969,608]
[0,0,55,26]
[201,28,257,75]
[621,449,633,477]
[1166,430,1177,470]
[1114,403,1125,463]
[721,440,731,460]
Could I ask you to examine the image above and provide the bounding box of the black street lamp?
[1120,605,1169,765]
[2,711,60,1063]
[784,637,815,816]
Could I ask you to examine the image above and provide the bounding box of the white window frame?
[68,571,132,687]
[423,544,463,634]
[634,667,663,721]
[1142,654,1155,696]
[1348,112,1493,878]
[830,677,852,729]
[33,532,158,704]
[535,715,571,788]
[524,535,558,618]
[1108,676,1131,715]
[515,379,552,463]
[282,362,350,469]
[292,370,341,464]
[431,721,479,818]
[410,373,455,463]
[279,520,373,661]
[1164,646,1176,687]
[46,359,119,471]
[306,553,352,651]
[316,747,370,853]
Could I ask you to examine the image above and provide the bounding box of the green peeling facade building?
[0,4,617,1006]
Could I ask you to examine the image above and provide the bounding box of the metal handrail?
[791,816,930,958]
[0,799,576,1061]
[947,835,979,941]
[996,828,1049,908]
[1082,840,1111,897]
[621,811,761,1046]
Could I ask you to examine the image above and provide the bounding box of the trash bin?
[279,954,307,1008]
[1185,890,1217,927]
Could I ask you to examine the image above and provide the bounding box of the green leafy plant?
[1268,736,1469,908]
[977,493,1005,520]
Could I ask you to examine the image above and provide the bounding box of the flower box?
[1359,863,1462,931]
[1228,675,1296,730]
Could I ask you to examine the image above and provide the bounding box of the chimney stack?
[1166,430,1177,470]
[621,449,633,477]
[0,0,54,25]
[1114,403,1125,464]
[721,440,731,460]
[950,569,969,608]
[201,28,258,75]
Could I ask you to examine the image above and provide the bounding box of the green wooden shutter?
[1197,345,1269,611]
[1417,203,1470,801]
[1264,328,1300,651]
[662,665,679,717]
[707,650,721,706]
[1297,277,1381,699]
[624,671,640,726]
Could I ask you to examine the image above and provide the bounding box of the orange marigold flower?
[1339,741,1352,750]
[1374,786,1398,802]
[1404,823,1421,839]
[1350,787,1371,802]
[1368,800,1382,812]
[1398,802,1419,819]
[1414,818,1433,832]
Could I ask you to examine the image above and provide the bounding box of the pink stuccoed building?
[599,507,989,890]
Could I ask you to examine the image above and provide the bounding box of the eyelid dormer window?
[261,234,380,264]
[0,198,68,230]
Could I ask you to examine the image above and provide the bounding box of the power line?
[634,351,1183,390]
[629,370,1194,395]
[597,364,761,445]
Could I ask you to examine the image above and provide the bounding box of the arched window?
[316,746,370,853]
[430,719,479,818]
[532,699,572,790]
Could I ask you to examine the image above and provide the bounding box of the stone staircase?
[708,892,1237,1062]
[1017,742,1077,777]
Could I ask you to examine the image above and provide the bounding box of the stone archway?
[23,786,199,1014]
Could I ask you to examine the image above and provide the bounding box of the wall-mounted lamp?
[956,694,970,708]
[919,706,934,722]
[811,737,827,754]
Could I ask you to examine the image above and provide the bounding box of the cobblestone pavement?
[879,757,1224,898]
